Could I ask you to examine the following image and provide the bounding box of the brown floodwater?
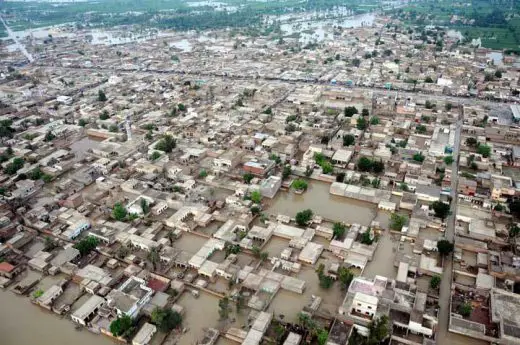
[0,289,114,345]
[268,181,388,227]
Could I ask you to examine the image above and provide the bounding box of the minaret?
[125,115,132,141]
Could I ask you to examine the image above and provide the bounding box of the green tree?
[458,303,472,317]
[109,124,119,132]
[444,156,453,165]
[370,117,380,125]
[372,160,384,173]
[282,165,292,180]
[295,209,313,226]
[99,111,110,120]
[437,239,454,256]
[292,179,308,192]
[424,76,434,83]
[251,205,261,215]
[432,201,450,220]
[177,103,186,111]
[338,267,354,290]
[243,172,254,184]
[368,316,390,345]
[269,154,281,164]
[343,134,355,147]
[416,125,427,134]
[477,144,491,158]
[110,315,134,338]
[251,245,261,258]
[344,106,358,117]
[321,162,333,174]
[74,236,99,256]
[113,202,127,221]
[250,190,262,203]
[148,247,160,270]
[28,167,43,180]
[390,213,408,231]
[360,229,373,245]
[44,131,56,142]
[98,90,107,102]
[333,222,346,239]
[465,137,478,147]
[362,108,369,117]
[357,117,368,130]
[78,119,88,127]
[199,169,208,178]
[445,102,453,111]
[149,151,161,161]
[218,296,231,320]
[430,275,441,289]
[317,329,328,345]
[140,198,149,214]
[413,152,425,162]
[155,134,176,153]
[151,307,182,332]
[357,157,373,172]
[509,224,520,238]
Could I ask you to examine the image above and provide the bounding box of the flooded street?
[268,181,388,227]
[363,231,397,279]
[0,289,114,345]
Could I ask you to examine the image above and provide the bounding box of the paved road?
[0,15,34,62]
[437,107,463,344]
[34,64,514,108]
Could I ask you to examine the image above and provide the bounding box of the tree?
[425,100,435,109]
[424,76,434,83]
[372,160,384,174]
[458,303,472,317]
[477,143,491,158]
[333,222,346,239]
[78,119,88,127]
[250,190,262,203]
[357,117,368,130]
[44,131,55,142]
[4,157,24,175]
[73,236,99,256]
[510,224,520,238]
[140,198,149,214]
[344,106,358,117]
[298,312,316,330]
[343,134,355,147]
[113,202,127,221]
[495,70,502,79]
[444,156,453,165]
[319,273,334,289]
[362,108,369,117]
[295,209,313,226]
[321,162,333,174]
[148,247,160,270]
[390,213,408,231]
[465,137,478,147]
[109,125,119,133]
[317,329,328,345]
[149,151,161,161]
[445,102,453,111]
[437,239,454,256]
[155,134,176,153]
[416,125,427,134]
[243,172,254,184]
[110,315,134,338]
[357,157,373,172]
[99,111,110,120]
[367,316,389,345]
[177,103,186,111]
[218,296,231,320]
[338,267,354,290]
[151,307,182,332]
[370,117,379,125]
[292,179,308,192]
[360,229,373,245]
[251,205,261,215]
[98,90,107,102]
[28,167,43,180]
[494,203,504,212]
[252,245,261,258]
[336,172,345,182]
[269,154,281,164]
[413,152,425,162]
[430,275,441,289]
[260,252,268,261]
[432,201,450,220]
[199,169,208,178]
[282,165,292,180]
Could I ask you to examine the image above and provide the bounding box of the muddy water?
[363,231,398,280]
[0,289,114,345]
[445,332,489,345]
[269,181,387,227]
[69,136,102,160]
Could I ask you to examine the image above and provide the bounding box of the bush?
[292,179,308,191]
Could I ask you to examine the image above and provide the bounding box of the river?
[0,289,114,345]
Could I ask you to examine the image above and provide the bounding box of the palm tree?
[147,247,160,271]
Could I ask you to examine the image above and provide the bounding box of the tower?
[125,115,132,141]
